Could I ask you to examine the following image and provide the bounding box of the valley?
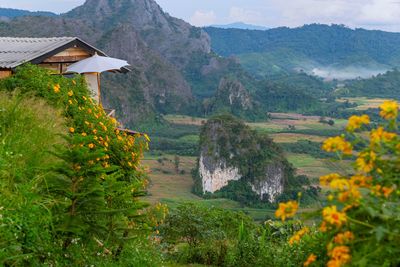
[1,0,400,265]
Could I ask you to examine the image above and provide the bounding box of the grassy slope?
[0,92,66,182]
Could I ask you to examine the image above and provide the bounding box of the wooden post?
[97,72,101,105]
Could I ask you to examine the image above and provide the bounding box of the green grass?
[286,153,352,181]
[0,92,66,183]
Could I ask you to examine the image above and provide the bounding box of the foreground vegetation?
[1,65,399,266]
[0,65,162,266]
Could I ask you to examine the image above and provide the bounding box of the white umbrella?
[67,54,129,74]
[66,54,130,104]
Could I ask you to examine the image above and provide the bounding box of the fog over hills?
[210,22,269,31]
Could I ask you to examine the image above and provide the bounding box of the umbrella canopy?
[66,54,129,74]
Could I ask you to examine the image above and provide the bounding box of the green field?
[336,97,389,110]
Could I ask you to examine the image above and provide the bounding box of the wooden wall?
[41,47,92,74]
[0,70,12,79]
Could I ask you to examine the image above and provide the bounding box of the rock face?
[251,164,285,202]
[194,114,293,203]
[199,155,241,193]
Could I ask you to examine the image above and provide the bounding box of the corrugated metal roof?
[0,37,77,68]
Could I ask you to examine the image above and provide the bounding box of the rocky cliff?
[193,114,293,203]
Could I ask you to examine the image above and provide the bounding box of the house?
[0,37,128,102]
[0,37,140,135]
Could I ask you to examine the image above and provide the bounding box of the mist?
[309,66,388,81]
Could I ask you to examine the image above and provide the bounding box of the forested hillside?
[205,24,400,65]
[340,69,400,98]
[205,24,400,77]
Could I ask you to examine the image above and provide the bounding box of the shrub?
[275,100,400,266]
[0,65,158,265]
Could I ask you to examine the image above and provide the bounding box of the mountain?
[204,24,400,78]
[0,0,262,126]
[192,114,317,205]
[0,7,56,20]
[210,22,268,31]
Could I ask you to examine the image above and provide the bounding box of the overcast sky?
[1,0,400,32]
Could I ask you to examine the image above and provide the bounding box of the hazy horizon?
[1,0,400,32]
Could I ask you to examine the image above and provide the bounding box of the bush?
[275,100,400,266]
[0,65,160,265]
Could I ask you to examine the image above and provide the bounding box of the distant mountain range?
[0,7,56,19]
[0,3,399,125]
[204,24,400,79]
[210,22,268,31]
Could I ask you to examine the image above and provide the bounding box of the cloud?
[190,10,217,26]
[358,0,400,24]
[228,6,264,24]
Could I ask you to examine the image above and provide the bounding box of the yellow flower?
[328,246,351,266]
[322,206,347,228]
[356,151,376,173]
[82,96,87,101]
[327,259,343,267]
[319,221,328,232]
[334,231,354,245]
[338,187,361,203]
[68,100,73,105]
[370,127,397,146]
[88,143,95,149]
[349,174,372,188]
[68,90,74,97]
[379,100,398,120]
[289,227,309,245]
[322,136,353,155]
[346,115,370,132]
[53,84,60,93]
[303,254,317,266]
[82,132,87,137]
[69,127,75,133]
[330,179,350,191]
[320,173,341,186]
[275,200,299,221]
[382,186,394,198]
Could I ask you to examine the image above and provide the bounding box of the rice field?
[337,97,389,110]
[165,113,347,134]
[286,153,352,181]
[269,133,327,143]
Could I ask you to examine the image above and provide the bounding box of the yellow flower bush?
[275,200,299,221]
[0,64,153,265]
[276,100,400,266]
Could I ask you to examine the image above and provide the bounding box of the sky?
[1,0,400,32]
